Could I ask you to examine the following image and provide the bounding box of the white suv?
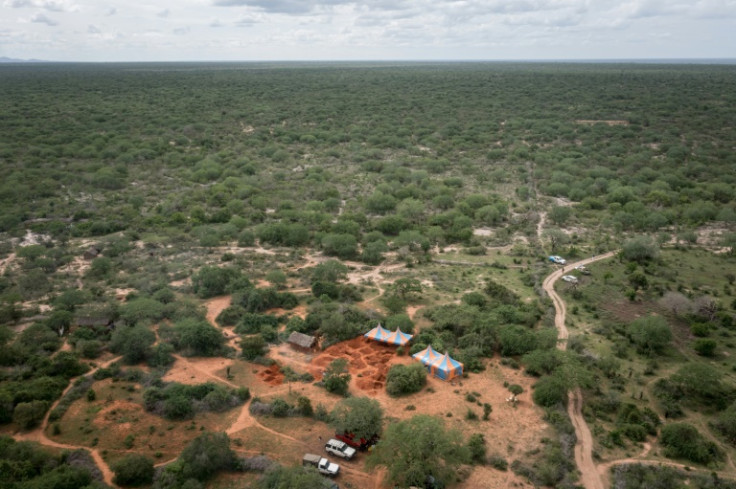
[325,439,356,460]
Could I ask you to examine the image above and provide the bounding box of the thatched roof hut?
[287,331,316,352]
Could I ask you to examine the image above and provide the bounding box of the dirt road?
[542,252,615,489]
[14,355,123,487]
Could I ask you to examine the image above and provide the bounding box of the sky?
[1,0,735,62]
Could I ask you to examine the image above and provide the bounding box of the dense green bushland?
[1,63,734,265]
[1,62,736,487]
[0,436,106,489]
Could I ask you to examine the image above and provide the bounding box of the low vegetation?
[1,61,735,488]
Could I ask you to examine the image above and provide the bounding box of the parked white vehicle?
[303,453,340,476]
[325,439,356,460]
[549,255,566,265]
[562,275,579,284]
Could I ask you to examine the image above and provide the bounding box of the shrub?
[488,454,508,471]
[693,338,717,357]
[467,433,486,464]
[112,454,154,486]
[123,434,135,449]
[241,334,267,360]
[271,399,290,418]
[110,325,156,364]
[296,396,313,416]
[482,403,492,420]
[386,363,427,396]
[622,236,659,263]
[174,318,225,356]
[660,423,724,465]
[178,432,238,482]
[628,315,672,356]
[163,395,194,420]
[13,400,49,429]
[323,358,351,396]
[532,375,567,408]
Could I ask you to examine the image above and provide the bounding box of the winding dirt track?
[14,355,123,487]
[542,252,615,489]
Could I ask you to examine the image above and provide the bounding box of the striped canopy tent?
[364,324,391,343]
[429,352,464,381]
[412,345,442,366]
[384,328,413,346]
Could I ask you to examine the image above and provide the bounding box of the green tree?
[257,465,325,489]
[367,415,469,488]
[543,228,569,252]
[178,432,238,481]
[192,266,240,298]
[323,358,350,396]
[670,363,734,410]
[621,236,660,263]
[660,423,723,465]
[532,375,567,407]
[174,318,225,356]
[386,363,427,396]
[110,325,156,364]
[119,297,165,326]
[393,278,422,300]
[112,454,155,486]
[86,256,113,279]
[385,313,414,334]
[13,400,49,429]
[628,315,672,356]
[712,402,736,445]
[548,206,572,226]
[241,334,267,360]
[330,397,384,440]
[467,433,486,464]
[321,233,357,260]
[310,260,349,283]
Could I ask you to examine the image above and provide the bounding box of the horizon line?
[2,57,736,65]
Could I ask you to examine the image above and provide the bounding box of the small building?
[83,246,102,260]
[75,316,116,330]
[287,331,316,352]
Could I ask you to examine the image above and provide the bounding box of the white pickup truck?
[325,439,356,460]
[303,453,340,476]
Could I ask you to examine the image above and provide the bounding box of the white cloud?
[30,12,58,25]
[1,0,733,61]
[5,0,77,11]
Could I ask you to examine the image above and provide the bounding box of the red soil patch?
[310,337,413,395]
[258,364,284,386]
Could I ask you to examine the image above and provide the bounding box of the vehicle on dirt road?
[325,439,356,459]
[549,255,566,265]
[303,453,340,476]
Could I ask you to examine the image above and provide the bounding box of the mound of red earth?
[258,363,284,386]
[310,337,405,394]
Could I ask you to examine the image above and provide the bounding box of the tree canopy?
[367,415,469,488]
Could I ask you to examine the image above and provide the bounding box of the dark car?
[335,432,379,451]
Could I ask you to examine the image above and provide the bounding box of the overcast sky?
[1,0,735,62]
